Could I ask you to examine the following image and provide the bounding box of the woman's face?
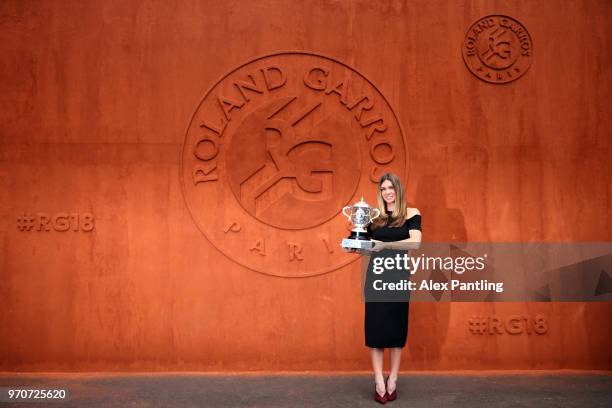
[380,180,396,207]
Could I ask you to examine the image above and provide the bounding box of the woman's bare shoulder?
[405,207,421,219]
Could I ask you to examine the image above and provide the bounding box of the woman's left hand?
[371,241,386,252]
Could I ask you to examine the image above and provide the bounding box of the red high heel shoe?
[386,377,397,401]
[374,384,388,404]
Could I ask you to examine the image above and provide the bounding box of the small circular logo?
[181,52,407,277]
[462,15,533,84]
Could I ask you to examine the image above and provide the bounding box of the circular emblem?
[462,15,533,84]
[181,52,407,277]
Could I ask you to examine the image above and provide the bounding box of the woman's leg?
[387,347,402,393]
[370,347,386,396]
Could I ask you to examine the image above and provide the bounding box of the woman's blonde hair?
[371,172,407,229]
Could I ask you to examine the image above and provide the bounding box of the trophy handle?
[342,206,351,221]
[370,208,381,221]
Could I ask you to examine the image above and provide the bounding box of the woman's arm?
[372,232,421,251]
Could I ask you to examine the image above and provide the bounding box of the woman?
[364,173,422,404]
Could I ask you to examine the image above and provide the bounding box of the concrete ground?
[0,371,610,407]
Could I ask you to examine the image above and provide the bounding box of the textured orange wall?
[0,0,611,371]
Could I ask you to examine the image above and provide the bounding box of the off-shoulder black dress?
[365,212,422,348]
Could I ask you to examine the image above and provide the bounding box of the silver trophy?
[341,197,381,253]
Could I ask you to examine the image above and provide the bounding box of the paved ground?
[0,372,610,407]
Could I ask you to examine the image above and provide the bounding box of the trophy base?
[341,238,374,254]
[348,230,370,240]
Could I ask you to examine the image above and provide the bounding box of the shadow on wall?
[408,175,466,368]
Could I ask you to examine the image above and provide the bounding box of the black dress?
[364,212,422,348]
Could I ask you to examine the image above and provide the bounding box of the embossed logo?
[181,52,407,277]
[462,15,533,84]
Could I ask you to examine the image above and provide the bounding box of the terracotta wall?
[0,0,610,371]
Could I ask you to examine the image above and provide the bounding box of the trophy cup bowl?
[341,197,381,253]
